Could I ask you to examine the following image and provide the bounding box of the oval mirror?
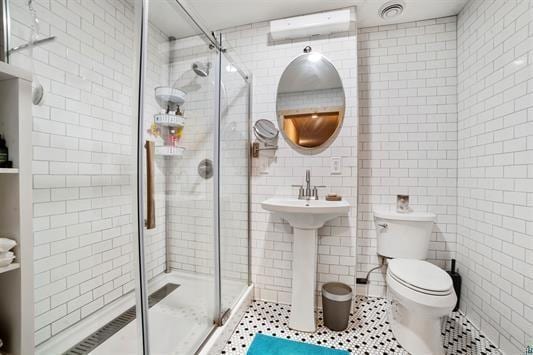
[276,51,345,151]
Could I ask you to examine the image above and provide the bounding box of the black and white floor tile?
[220,296,500,354]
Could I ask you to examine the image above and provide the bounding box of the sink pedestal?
[290,227,318,332]
[260,198,351,333]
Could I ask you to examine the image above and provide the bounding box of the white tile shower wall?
[457,0,532,353]
[222,23,358,305]
[165,36,250,288]
[357,17,458,297]
[143,24,169,280]
[9,0,168,344]
[219,53,251,289]
[165,36,216,274]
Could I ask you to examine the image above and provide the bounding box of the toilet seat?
[388,259,453,296]
[386,260,457,355]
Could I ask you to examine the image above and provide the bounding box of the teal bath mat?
[247,333,349,355]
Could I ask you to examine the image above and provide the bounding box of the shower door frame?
[212,32,223,325]
[215,33,253,327]
[134,0,252,353]
[1,0,9,62]
[134,0,151,353]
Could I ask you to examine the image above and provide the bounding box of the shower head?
[192,62,210,77]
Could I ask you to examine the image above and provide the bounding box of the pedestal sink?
[261,198,351,332]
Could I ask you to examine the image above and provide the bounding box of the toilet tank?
[373,209,436,259]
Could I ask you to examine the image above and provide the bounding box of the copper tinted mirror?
[276,51,345,151]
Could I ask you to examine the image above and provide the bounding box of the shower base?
[36,271,248,355]
[63,283,180,354]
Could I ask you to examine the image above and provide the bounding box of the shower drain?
[63,283,179,355]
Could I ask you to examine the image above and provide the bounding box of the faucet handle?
[312,185,327,200]
[291,184,305,199]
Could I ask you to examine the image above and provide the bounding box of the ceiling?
[150,0,468,39]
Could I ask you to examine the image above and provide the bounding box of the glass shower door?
[218,47,250,315]
[140,1,219,354]
[5,0,147,354]
[135,2,251,354]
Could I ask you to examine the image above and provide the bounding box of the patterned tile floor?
[220,296,500,354]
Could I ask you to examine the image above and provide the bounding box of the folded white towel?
[0,237,16,252]
[0,251,14,258]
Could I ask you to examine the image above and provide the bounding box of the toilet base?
[389,300,444,355]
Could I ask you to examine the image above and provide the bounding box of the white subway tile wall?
[143,24,169,280]
[4,0,530,352]
[9,0,167,344]
[164,36,250,291]
[219,53,252,293]
[457,0,532,353]
[357,17,458,296]
[165,36,216,274]
[222,23,358,304]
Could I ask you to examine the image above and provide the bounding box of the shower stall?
[3,0,251,353]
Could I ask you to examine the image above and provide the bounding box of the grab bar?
[8,36,56,55]
[145,141,155,229]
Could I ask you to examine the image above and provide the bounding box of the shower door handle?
[145,141,156,229]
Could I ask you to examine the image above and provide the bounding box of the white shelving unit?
[153,86,187,159]
[0,61,33,355]
[0,263,21,274]
[154,113,185,127]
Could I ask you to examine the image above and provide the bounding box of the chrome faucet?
[305,169,311,198]
[292,170,326,200]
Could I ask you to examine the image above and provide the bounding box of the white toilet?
[374,209,456,355]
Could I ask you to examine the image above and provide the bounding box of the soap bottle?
[0,135,8,167]
[168,128,177,147]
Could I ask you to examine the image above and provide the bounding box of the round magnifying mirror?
[32,79,44,105]
[276,51,345,152]
[253,119,279,144]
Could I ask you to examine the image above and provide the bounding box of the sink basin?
[261,197,351,332]
[261,198,350,229]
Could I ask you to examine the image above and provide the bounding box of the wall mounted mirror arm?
[252,119,279,158]
[251,143,277,158]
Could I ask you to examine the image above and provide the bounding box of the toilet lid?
[388,259,453,294]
